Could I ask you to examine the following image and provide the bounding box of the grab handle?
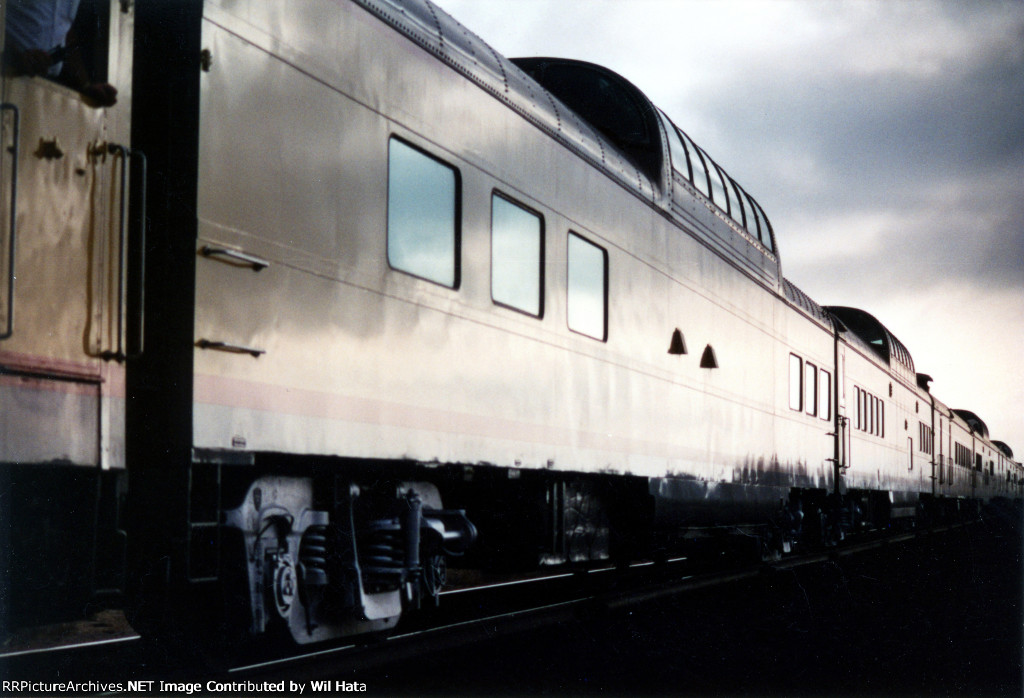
[200,245,269,271]
[0,103,20,341]
[102,143,146,360]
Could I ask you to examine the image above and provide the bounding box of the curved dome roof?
[993,441,1014,459]
[953,409,989,439]
[825,306,914,373]
[354,0,778,262]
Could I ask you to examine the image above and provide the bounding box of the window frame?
[804,361,818,417]
[789,354,803,412]
[819,368,832,421]
[734,182,763,243]
[490,191,545,318]
[751,199,774,252]
[678,129,711,198]
[566,231,608,342]
[385,136,462,288]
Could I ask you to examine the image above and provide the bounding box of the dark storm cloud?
[432,0,1024,453]
[677,1,1024,296]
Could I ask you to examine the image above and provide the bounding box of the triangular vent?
[668,329,687,355]
[700,344,718,369]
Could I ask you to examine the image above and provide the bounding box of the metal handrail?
[131,148,147,358]
[102,143,146,361]
[1,103,19,340]
[108,144,129,359]
[196,339,266,358]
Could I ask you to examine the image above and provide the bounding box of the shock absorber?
[402,490,423,605]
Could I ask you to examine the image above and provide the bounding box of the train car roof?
[511,57,776,256]
[782,279,832,328]
[355,0,658,199]
[355,0,778,267]
[952,409,990,439]
[825,306,915,373]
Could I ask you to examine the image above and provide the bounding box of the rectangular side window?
[387,138,460,288]
[789,354,802,411]
[819,369,831,421]
[491,193,543,316]
[567,232,607,341]
[918,423,933,454]
[804,362,817,417]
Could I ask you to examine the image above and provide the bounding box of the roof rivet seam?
[424,0,445,51]
[484,42,509,93]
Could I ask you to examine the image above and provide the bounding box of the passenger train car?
[0,0,1020,645]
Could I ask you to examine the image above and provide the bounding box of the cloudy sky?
[432,0,1024,455]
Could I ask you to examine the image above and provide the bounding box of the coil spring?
[359,521,405,590]
[299,524,329,587]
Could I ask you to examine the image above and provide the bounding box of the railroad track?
[0,521,978,691]
[223,522,971,684]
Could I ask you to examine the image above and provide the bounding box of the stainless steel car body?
[193,0,781,485]
[183,0,1021,509]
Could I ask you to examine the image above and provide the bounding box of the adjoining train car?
[0,0,135,628]
[1,0,1019,649]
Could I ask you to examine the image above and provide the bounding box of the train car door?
[0,0,136,467]
[833,335,849,488]
[0,0,135,623]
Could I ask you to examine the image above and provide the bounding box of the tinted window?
[540,64,649,146]
[567,233,607,341]
[707,160,730,214]
[678,130,711,197]
[725,177,745,227]
[735,185,761,242]
[752,199,774,252]
[492,194,543,316]
[658,112,690,180]
[387,138,459,287]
